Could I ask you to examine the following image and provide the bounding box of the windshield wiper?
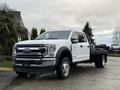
[36,38,59,40]
[46,38,59,39]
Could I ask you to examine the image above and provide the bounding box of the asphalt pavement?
[1,57,120,90]
[0,71,16,90]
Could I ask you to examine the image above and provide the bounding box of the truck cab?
[13,30,108,79]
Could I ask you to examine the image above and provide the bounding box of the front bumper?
[13,57,56,73]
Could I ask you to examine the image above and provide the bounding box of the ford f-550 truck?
[12,30,108,79]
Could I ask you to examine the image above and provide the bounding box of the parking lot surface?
[2,57,120,90]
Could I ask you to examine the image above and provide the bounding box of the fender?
[55,46,72,66]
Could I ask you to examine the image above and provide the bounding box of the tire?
[16,72,28,77]
[95,55,106,68]
[56,57,71,79]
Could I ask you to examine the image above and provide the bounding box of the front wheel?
[95,55,106,68]
[56,57,71,79]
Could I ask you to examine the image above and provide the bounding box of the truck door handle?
[80,45,83,48]
[88,46,90,48]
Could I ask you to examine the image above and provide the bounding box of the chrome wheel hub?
[102,55,106,66]
[62,60,70,77]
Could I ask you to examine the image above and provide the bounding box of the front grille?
[15,44,47,60]
[17,44,44,47]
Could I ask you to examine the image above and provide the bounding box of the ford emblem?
[23,48,31,53]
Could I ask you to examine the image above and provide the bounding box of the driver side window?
[78,35,86,42]
[78,32,87,43]
[71,32,79,43]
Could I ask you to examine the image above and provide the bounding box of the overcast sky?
[0,0,120,45]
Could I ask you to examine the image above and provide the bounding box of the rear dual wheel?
[95,55,106,68]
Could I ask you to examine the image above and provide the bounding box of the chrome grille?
[15,44,47,60]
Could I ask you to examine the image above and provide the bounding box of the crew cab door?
[71,32,90,62]
[77,32,90,61]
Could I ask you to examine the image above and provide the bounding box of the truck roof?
[47,29,83,33]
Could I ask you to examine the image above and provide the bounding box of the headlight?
[45,44,56,57]
[12,45,17,57]
[47,44,56,52]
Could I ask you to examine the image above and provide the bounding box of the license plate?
[23,64,29,67]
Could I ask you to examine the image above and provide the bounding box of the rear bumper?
[13,57,56,73]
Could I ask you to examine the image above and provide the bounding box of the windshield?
[36,31,71,40]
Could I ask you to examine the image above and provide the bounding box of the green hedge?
[0,56,13,68]
[108,54,120,57]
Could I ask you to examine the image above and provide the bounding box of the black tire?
[95,55,106,68]
[56,57,71,79]
[16,72,28,77]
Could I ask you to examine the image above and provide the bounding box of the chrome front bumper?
[13,57,56,73]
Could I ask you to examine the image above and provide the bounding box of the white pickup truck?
[12,30,108,79]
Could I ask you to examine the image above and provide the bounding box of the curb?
[0,67,13,72]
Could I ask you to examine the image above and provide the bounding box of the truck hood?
[16,39,67,45]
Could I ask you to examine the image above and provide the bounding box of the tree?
[22,28,28,40]
[31,28,38,40]
[17,26,28,41]
[40,28,45,34]
[83,22,95,44]
[112,27,120,45]
[0,4,18,55]
[0,3,28,55]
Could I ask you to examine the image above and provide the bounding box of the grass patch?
[0,56,13,68]
[108,53,120,57]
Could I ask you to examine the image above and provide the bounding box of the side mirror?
[71,38,78,44]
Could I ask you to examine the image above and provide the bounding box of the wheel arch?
[55,46,72,66]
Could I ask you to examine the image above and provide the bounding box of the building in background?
[10,11,24,27]
[10,11,25,41]
[9,10,28,41]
